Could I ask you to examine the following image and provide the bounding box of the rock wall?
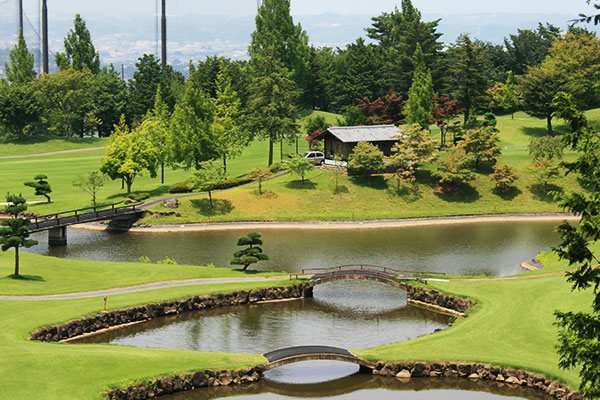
[372,362,581,400]
[30,284,310,342]
[403,284,473,314]
[106,367,264,400]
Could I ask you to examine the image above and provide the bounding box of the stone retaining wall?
[106,366,264,400]
[372,362,581,400]
[403,284,472,314]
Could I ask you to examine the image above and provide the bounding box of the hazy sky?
[11,0,596,18]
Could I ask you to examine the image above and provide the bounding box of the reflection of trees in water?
[165,373,551,400]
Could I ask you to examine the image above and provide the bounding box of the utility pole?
[161,0,167,68]
[18,0,24,35]
[41,0,49,74]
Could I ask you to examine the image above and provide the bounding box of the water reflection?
[28,221,561,276]
[77,281,449,353]
[166,362,551,400]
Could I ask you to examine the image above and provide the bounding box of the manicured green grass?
[0,251,284,296]
[0,136,108,157]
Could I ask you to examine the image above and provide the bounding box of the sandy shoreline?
[72,213,580,234]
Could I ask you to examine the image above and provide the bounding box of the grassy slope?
[0,136,109,157]
[0,111,339,215]
[0,252,283,296]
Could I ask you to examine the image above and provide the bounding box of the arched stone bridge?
[263,346,373,372]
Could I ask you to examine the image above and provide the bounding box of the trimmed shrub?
[169,181,192,194]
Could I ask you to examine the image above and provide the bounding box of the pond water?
[165,362,551,400]
[30,221,560,276]
[77,281,450,352]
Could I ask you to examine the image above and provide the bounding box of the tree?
[72,171,106,206]
[446,34,490,124]
[519,62,568,135]
[250,0,310,102]
[90,66,127,137]
[503,23,561,75]
[459,126,502,170]
[56,14,100,73]
[246,50,299,166]
[573,0,600,25]
[286,155,314,184]
[170,77,217,170]
[5,33,36,84]
[330,155,346,195]
[551,92,600,398]
[436,146,475,190]
[391,124,436,183]
[192,160,227,210]
[100,116,158,194]
[247,167,272,195]
[528,136,564,161]
[142,86,171,184]
[530,158,560,188]
[0,194,37,277]
[432,96,461,147]
[212,66,245,173]
[490,165,519,195]
[305,115,328,150]
[355,93,406,125]
[348,142,385,176]
[230,232,269,271]
[501,71,519,118]
[24,175,52,203]
[0,82,40,138]
[405,45,434,129]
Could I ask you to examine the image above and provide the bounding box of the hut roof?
[316,125,401,143]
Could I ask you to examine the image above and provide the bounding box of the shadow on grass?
[3,274,46,282]
[389,185,422,203]
[252,189,278,199]
[333,185,350,195]
[492,186,522,200]
[191,199,234,216]
[530,183,563,203]
[349,175,388,190]
[285,180,317,190]
[521,124,567,138]
[1,135,105,145]
[107,185,170,201]
[434,182,481,203]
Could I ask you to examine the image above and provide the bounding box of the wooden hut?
[313,124,402,160]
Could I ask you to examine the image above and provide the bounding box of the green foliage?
[503,23,560,75]
[391,124,436,181]
[5,33,36,84]
[552,92,600,398]
[436,146,475,190]
[138,256,151,264]
[341,106,367,126]
[156,257,177,265]
[0,194,37,276]
[405,45,434,129]
[141,90,171,183]
[247,167,272,195]
[348,141,386,176]
[286,154,314,183]
[501,71,519,116]
[168,181,192,194]
[305,115,328,136]
[528,136,564,161]
[530,158,560,187]
[55,14,100,73]
[72,171,106,206]
[459,126,502,170]
[24,175,52,203]
[230,232,269,271]
[100,116,158,194]
[490,164,519,194]
[192,160,228,209]
[91,67,127,137]
[0,81,40,138]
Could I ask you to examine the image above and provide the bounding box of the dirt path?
[0,276,284,301]
[0,147,105,160]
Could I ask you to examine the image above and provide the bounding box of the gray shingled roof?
[326,125,401,143]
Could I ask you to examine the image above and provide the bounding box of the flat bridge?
[28,203,144,246]
[263,346,373,371]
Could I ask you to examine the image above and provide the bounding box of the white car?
[303,151,325,165]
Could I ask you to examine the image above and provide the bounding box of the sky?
[9,0,597,18]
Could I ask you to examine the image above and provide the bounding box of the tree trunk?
[223,154,227,174]
[295,138,299,155]
[121,178,124,190]
[547,115,554,136]
[14,245,19,276]
[161,162,165,184]
[208,190,213,210]
[243,264,249,271]
[463,108,470,126]
[280,140,283,161]
[126,177,133,195]
[268,139,274,166]
[258,179,262,195]
[44,194,51,203]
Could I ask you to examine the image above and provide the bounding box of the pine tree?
[405,45,434,129]
[5,33,36,84]
[56,14,100,73]
[0,194,37,277]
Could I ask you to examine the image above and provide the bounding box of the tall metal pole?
[42,0,49,74]
[18,0,24,35]
[161,0,167,67]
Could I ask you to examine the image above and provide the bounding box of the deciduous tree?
[436,146,475,190]
[286,155,314,184]
[490,165,519,195]
[348,142,385,176]
[0,82,40,138]
[247,167,272,195]
[391,124,436,183]
[72,171,106,206]
[459,126,502,170]
[193,160,227,210]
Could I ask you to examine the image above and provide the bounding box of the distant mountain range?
[1,12,598,77]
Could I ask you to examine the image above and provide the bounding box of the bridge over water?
[28,203,144,246]
[263,346,373,372]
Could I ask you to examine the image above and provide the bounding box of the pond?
[30,220,560,276]
[77,281,450,352]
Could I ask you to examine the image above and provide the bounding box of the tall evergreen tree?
[446,34,491,124]
[503,24,561,75]
[5,33,36,84]
[91,66,127,136]
[56,14,100,73]
[0,194,37,277]
[405,45,434,129]
[249,0,310,102]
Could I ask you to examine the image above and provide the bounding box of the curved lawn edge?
[74,213,580,234]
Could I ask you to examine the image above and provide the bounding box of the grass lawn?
[0,136,109,157]
[0,251,284,296]
[0,250,591,399]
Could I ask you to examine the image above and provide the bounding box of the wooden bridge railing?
[299,264,445,278]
